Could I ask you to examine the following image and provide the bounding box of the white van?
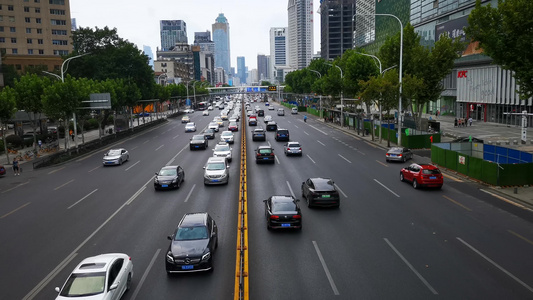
[291,107,298,114]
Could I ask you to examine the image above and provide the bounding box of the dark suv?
[252,128,266,141]
[255,145,275,164]
[275,128,289,141]
[166,212,218,274]
[301,178,340,208]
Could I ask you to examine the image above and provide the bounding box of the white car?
[202,110,209,116]
[208,106,214,110]
[55,253,133,300]
[264,115,273,123]
[103,148,129,166]
[208,122,220,132]
[212,142,233,162]
[185,122,197,132]
[220,130,235,144]
[268,106,275,110]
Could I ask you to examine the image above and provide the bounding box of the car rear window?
[272,201,297,212]
[422,169,441,175]
[313,180,335,191]
[258,148,272,154]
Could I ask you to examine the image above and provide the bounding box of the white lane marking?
[173,134,180,139]
[125,160,140,171]
[48,167,65,174]
[294,125,299,129]
[88,166,100,173]
[312,241,340,295]
[167,144,188,166]
[374,179,400,198]
[184,184,196,202]
[286,181,295,198]
[131,146,139,150]
[275,155,280,164]
[307,154,316,164]
[155,144,164,151]
[1,180,30,194]
[130,249,161,300]
[309,124,328,135]
[126,176,154,205]
[358,150,366,155]
[456,237,533,293]
[0,202,31,219]
[68,189,98,210]
[54,179,74,191]
[384,238,438,295]
[304,131,310,136]
[317,140,326,146]
[334,184,347,198]
[22,252,78,300]
[143,140,150,144]
[338,154,352,164]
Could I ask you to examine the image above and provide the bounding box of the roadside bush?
[6,134,23,148]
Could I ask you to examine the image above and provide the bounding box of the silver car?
[284,141,302,156]
[208,122,220,132]
[103,148,129,166]
[203,157,230,185]
[385,147,413,162]
[220,130,235,144]
[212,142,233,162]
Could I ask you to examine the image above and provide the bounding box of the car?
[208,105,214,110]
[47,126,58,135]
[275,128,290,141]
[203,157,230,185]
[268,106,275,111]
[255,145,275,164]
[202,110,210,116]
[229,116,239,123]
[277,108,285,116]
[248,116,257,126]
[184,108,194,113]
[301,178,340,208]
[154,165,185,190]
[203,128,216,140]
[284,141,302,156]
[220,130,235,144]
[213,116,224,127]
[266,121,278,132]
[228,121,238,132]
[208,122,220,132]
[185,122,197,132]
[264,115,273,123]
[165,212,218,274]
[291,107,298,114]
[212,141,233,162]
[246,110,253,116]
[220,113,229,120]
[190,134,208,150]
[55,253,133,300]
[181,115,190,123]
[257,109,264,117]
[252,128,266,141]
[263,195,302,230]
[265,102,270,106]
[451,136,484,143]
[400,163,443,189]
[138,112,150,117]
[0,165,6,176]
[103,148,129,166]
[386,147,413,162]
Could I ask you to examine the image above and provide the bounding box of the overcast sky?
[70,0,321,70]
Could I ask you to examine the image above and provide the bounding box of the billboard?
[435,15,483,57]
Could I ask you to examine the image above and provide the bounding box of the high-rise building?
[143,45,154,68]
[155,43,194,82]
[212,13,231,75]
[287,0,314,69]
[237,56,246,84]
[0,0,73,73]
[353,0,375,48]
[257,54,269,82]
[270,27,290,83]
[320,0,356,60]
[160,20,188,51]
[194,31,215,53]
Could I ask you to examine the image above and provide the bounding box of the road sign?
[268,86,277,91]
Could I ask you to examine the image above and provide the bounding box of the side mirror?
[227,165,230,169]
[109,283,118,291]
[155,172,158,176]
[167,234,174,240]
[263,200,267,203]
[203,166,206,169]
[55,287,60,293]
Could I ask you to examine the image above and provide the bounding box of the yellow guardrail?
[235,103,249,300]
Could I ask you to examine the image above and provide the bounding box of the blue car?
[138,112,150,117]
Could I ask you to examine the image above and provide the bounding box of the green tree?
[0,87,17,162]
[465,0,533,99]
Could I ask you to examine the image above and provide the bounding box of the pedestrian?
[70,129,74,141]
[454,118,458,127]
[12,157,20,176]
[38,139,42,149]
[468,117,473,126]
[436,110,439,119]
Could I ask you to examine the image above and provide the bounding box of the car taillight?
[299,148,302,151]
[287,148,291,151]
[292,215,301,219]
[257,153,261,156]
[270,153,275,156]
[386,153,390,156]
[398,154,403,157]
[270,215,279,219]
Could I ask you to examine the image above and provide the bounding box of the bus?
[197,101,208,110]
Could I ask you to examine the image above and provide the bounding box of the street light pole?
[354,13,403,146]
[309,70,323,119]
[325,63,344,127]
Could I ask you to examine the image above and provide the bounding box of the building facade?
[212,13,231,75]
[160,20,187,51]
[0,0,72,73]
[353,0,375,48]
[320,0,355,60]
[287,0,314,69]
[214,67,226,86]
[237,56,246,84]
[257,54,269,82]
[154,43,194,82]
[194,30,215,53]
[143,45,154,68]
[269,27,289,83]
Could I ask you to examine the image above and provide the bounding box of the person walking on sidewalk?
[468,117,473,126]
[12,157,20,176]
[454,118,458,127]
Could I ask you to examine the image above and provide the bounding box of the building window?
[24,7,30,12]
[35,8,40,13]
[37,39,43,44]
[10,27,15,32]
[25,17,31,23]
[9,16,15,22]
[50,9,65,15]
[52,29,67,35]
[15,64,22,70]
[0,16,3,21]
[52,39,67,45]
[53,49,68,55]
[38,49,44,54]
[11,37,16,43]
[50,19,66,26]
[0,27,3,32]
[12,49,18,54]
[37,28,42,34]
[0,37,5,43]
[27,38,32,44]
[35,0,40,3]
[49,0,65,4]
[0,5,2,10]
[8,5,14,11]
[26,28,31,33]
[36,18,41,23]
[28,49,33,54]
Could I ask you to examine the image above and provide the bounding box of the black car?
[166,212,218,274]
[301,178,340,208]
[266,121,277,131]
[154,165,185,190]
[255,145,275,164]
[190,134,208,150]
[385,147,413,162]
[257,109,264,117]
[203,128,216,140]
[263,195,302,230]
[275,128,289,141]
[252,128,266,141]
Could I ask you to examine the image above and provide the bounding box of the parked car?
[275,128,289,141]
[203,157,230,185]
[138,112,150,117]
[263,195,302,230]
[255,145,275,164]
[266,121,278,132]
[386,147,413,162]
[165,212,217,274]
[55,253,133,300]
[190,134,209,150]
[103,148,129,166]
[400,163,443,189]
[301,177,340,208]
[185,122,197,132]
[284,141,302,156]
[154,165,185,190]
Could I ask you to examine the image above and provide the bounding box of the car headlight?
[166,251,174,263]
[154,178,159,184]
[172,178,177,183]
[202,251,211,261]
[220,173,227,178]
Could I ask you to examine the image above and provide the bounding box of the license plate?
[212,179,220,182]
[263,157,269,160]
[281,135,286,137]
[181,265,194,270]
[430,176,437,179]
[390,154,396,157]
[322,195,331,198]
[195,146,199,148]
[281,224,291,227]
[162,184,168,187]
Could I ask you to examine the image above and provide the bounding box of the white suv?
[203,157,230,185]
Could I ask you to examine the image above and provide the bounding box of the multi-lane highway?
[1,99,533,300]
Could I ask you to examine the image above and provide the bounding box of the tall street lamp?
[354,13,403,146]
[309,70,323,118]
[325,63,344,127]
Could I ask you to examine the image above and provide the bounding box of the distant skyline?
[70,0,321,70]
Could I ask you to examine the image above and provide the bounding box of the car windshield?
[107,150,121,156]
[422,169,441,175]
[389,147,402,152]
[258,148,272,154]
[59,272,105,297]
[254,130,264,133]
[175,226,208,241]
[206,162,226,170]
[186,123,195,127]
[288,143,300,148]
[272,201,297,212]
[159,169,177,176]
[214,145,230,151]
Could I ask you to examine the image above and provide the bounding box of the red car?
[0,165,6,176]
[228,121,238,132]
[400,163,443,189]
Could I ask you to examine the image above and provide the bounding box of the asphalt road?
[1,100,533,300]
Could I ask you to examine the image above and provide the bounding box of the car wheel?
[386,159,389,162]
[402,157,406,163]
[412,179,418,189]
[400,173,404,182]
[126,273,132,291]
[119,159,123,165]
[176,180,181,189]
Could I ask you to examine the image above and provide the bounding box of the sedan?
[263,195,302,230]
[55,253,133,300]
[386,147,413,162]
[301,177,340,208]
[228,121,238,132]
[154,165,185,190]
[202,110,210,116]
[255,145,275,164]
[264,115,273,123]
[185,122,197,132]
[103,148,129,166]
[266,121,277,131]
[190,134,208,150]
[181,115,190,123]
[203,128,216,140]
[284,141,302,156]
[220,130,235,144]
[212,142,233,162]
[400,163,443,189]
[268,106,275,111]
[252,128,266,141]
[208,122,220,132]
